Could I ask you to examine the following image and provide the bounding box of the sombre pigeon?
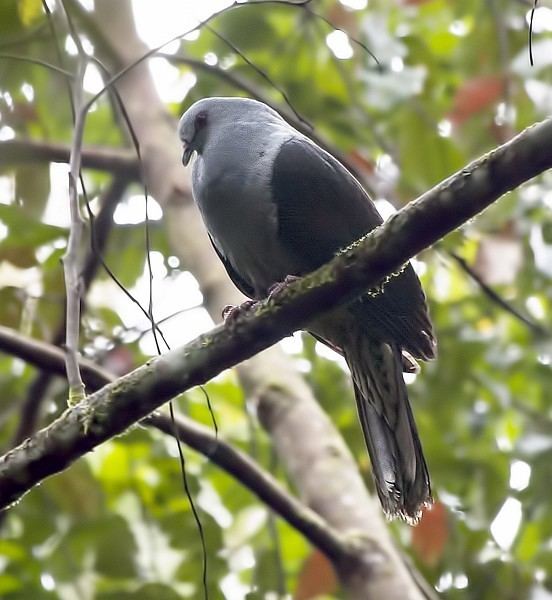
[178,96,436,523]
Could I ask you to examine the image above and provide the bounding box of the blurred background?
[0,0,552,598]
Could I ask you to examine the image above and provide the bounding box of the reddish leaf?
[411,501,448,567]
[449,76,504,124]
[295,549,337,600]
[346,149,375,176]
[12,102,39,125]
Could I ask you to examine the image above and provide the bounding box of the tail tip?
[383,496,433,526]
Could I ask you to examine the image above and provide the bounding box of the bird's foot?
[223,275,299,323]
[267,275,300,299]
[222,300,257,323]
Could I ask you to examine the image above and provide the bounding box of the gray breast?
[192,127,301,296]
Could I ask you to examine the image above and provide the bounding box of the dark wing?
[208,234,256,299]
[270,137,435,360]
[271,137,383,269]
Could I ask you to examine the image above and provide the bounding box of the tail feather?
[345,336,431,524]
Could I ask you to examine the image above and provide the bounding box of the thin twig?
[42,0,76,119]
[79,1,311,117]
[302,2,380,66]
[56,0,89,404]
[62,59,87,404]
[529,0,538,67]
[157,52,263,98]
[448,251,549,337]
[0,53,73,77]
[203,23,312,129]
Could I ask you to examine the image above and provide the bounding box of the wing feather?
[208,234,256,299]
[270,137,435,359]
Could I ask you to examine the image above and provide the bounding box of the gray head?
[178,97,283,166]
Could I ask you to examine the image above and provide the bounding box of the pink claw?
[267,275,300,299]
[222,300,257,323]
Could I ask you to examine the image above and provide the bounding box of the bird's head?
[178,97,282,166]
[178,98,211,166]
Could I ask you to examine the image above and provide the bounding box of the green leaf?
[0,204,65,267]
[0,574,23,595]
[97,583,183,600]
[0,1,22,35]
[94,516,138,578]
[15,164,50,220]
[17,0,42,27]
[516,522,541,563]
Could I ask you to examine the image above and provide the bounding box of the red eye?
[195,111,207,130]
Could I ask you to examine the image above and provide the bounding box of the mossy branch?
[0,115,551,511]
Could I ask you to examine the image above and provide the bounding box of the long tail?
[344,335,431,524]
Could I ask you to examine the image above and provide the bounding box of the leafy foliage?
[0,0,551,598]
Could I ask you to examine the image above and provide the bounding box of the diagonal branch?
[0,114,550,512]
[147,412,347,561]
[448,250,550,336]
[0,325,347,563]
[0,139,139,177]
[0,325,112,391]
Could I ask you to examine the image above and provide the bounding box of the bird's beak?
[182,142,194,166]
